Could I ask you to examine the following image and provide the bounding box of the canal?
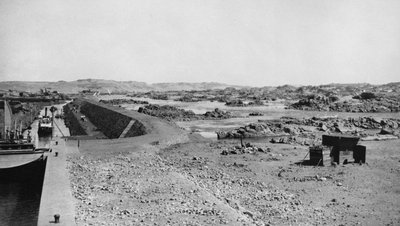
[0,104,65,226]
[0,137,50,226]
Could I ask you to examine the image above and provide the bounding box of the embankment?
[62,98,187,154]
[63,103,87,136]
[79,100,147,139]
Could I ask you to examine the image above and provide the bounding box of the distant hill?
[1,79,398,95]
[0,79,245,94]
[151,82,241,91]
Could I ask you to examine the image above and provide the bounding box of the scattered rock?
[380,128,394,135]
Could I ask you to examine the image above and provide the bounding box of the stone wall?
[80,100,147,139]
[63,103,87,136]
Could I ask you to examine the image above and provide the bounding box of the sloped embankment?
[63,103,87,136]
[79,100,147,139]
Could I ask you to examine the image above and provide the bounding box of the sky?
[0,0,399,87]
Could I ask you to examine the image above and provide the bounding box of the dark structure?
[64,99,148,139]
[309,146,330,166]
[309,135,366,166]
[0,154,47,181]
[38,107,53,137]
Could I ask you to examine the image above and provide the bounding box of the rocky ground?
[100,99,150,106]
[216,116,400,146]
[64,93,400,225]
[138,104,232,121]
[289,93,400,113]
[125,82,400,114]
[68,131,400,225]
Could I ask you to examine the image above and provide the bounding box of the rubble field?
[66,85,400,225]
[68,132,400,225]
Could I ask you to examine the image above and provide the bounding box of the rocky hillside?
[0,79,243,94]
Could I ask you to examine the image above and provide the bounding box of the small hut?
[309,135,366,166]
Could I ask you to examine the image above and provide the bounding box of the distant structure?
[2,100,12,140]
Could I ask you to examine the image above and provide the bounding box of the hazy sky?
[0,0,399,86]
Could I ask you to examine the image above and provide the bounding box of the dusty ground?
[67,129,400,225]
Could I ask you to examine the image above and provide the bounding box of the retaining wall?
[63,103,87,136]
[80,100,147,139]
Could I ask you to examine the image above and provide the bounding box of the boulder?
[216,131,228,139]
[278,137,288,143]
[335,126,345,133]
[380,128,393,135]
[283,126,299,135]
[254,124,265,132]
[371,117,382,124]
[387,120,399,129]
